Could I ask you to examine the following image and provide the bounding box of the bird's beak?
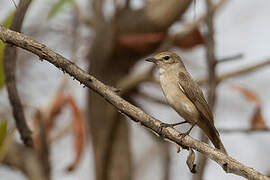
[145,57,157,63]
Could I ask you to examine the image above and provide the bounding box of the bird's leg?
[160,120,188,128]
[179,123,196,140]
[158,120,188,134]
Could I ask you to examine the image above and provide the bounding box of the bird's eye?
[163,56,170,60]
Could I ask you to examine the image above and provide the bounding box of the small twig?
[218,53,244,64]
[9,0,17,9]
[219,128,270,134]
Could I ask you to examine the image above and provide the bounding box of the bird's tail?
[198,120,227,155]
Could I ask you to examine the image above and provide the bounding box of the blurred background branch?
[3,0,33,147]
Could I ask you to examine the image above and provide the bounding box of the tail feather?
[197,120,227,155]
[207,126,227,155]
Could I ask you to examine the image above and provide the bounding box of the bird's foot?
[178,124,195,143]
[158,121,188,134]
[179,131,189,140]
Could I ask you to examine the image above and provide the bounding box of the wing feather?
[178,72,214,124]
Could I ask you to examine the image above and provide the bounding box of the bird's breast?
[159,72,199,123]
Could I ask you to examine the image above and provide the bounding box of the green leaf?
[0,120,7,147]
[48,0,72,20]
[0,11,15,89]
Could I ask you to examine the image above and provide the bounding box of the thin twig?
[0,25,269,180]
[218,53,244,64]
[9,0,17,8]
[219,128,270,134]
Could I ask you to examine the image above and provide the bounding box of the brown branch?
[193,0,218,179]
[205,0,218,107]
[3,0,33,147]
[34,110,51,179]
[0,25,269,180]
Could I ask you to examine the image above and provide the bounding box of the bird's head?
[145,51,184,71]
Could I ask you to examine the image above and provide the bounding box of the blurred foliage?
[0,11,15,89]
[48,0,74,20]
[0,119,15,162]
[0,120,7,148]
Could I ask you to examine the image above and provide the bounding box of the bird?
[145,51,227,154]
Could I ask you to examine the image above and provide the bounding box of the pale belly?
[159,73,199,124]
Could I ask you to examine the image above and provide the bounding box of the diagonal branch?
[0,25,269,180]
[197,58,270,85]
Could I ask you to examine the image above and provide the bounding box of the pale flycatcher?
[146,51,227,154]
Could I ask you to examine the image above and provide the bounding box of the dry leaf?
[32,93,86,173]
[231,85,260,105]
[251,106,267,130]
[47,93,66,134]
[117,32,166,51]
[186,148,196,173]
[65,96,86,172]
[174,28,204,49]
[117,28,204,52]
[231,85,267,130]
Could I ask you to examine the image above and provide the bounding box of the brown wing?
[178,72,214,124]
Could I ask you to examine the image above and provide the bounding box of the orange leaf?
[117,32,166,51]
[32,93,86,173]
[251,106,267,130]
[231,85,260,105]
[174,28,204,49]
[231,85,267,129]
[65,95,86,172]
[47,93,66,134]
